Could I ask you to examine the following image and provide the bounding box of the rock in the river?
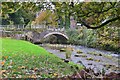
[74,54,87,57]
[111,54,119,58]
[77,61,82,64]
[98,53,102,56]
[103,72,120,79]
[64,59,69,63]
[81,54,87,57]
[88,63,92,65]
[104,54,112,59]
[76,50,83,54]
[86,57,94,61]
[94,59,100,62]
[104,64,113,68]
[60,48,66,52]
[74,54,81,57]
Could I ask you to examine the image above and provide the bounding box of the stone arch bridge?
[25,28,69,44]
[1,25,69,43]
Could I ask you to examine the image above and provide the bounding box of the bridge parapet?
[0,25,65,32]
[47,27,65,32]
[1,25,69,43]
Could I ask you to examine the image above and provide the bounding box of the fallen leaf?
[53,73,58,76]
[3,73,7,77]
[4,56,8,60]
[0,70,6,75]
[1,61,5,66]
[31,75,37,78]
[18,66,26,69]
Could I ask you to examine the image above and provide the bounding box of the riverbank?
[0,38,83,78]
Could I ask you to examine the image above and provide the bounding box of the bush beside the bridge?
[66,27,119,53]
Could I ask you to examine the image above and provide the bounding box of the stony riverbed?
[39,44,119,74]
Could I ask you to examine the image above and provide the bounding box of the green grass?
[1,38,48,56]
[0,38,83,78]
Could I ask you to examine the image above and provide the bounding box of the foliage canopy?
[1,2,120,29]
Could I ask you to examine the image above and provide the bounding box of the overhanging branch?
[81,16,120,29]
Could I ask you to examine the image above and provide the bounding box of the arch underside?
[43,32,69,40]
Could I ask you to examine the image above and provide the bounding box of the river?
[39,44,119,74]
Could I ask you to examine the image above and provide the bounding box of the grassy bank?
[0,38,83,78]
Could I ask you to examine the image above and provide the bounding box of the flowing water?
[39,44,119,74]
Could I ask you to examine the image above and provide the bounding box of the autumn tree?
[53,2,120,29]
[1,2,41,26]
[1,2,120,29]
[33,10,58,27]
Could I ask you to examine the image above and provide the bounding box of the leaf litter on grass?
[1,38,84,78]
[1,53,80,78]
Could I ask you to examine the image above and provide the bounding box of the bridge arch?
[43,32,69,40]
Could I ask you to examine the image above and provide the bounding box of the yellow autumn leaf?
[53,73,58,76]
